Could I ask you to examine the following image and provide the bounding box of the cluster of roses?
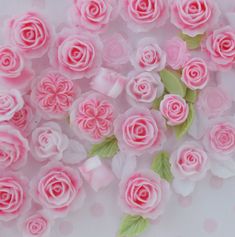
[0,0,235,236]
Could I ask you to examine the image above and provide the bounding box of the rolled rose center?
[26,217,47,235]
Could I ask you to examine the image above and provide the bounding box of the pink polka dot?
[90,202,105,217]
[58,221,74,235]
[209,176,224,189]
[178,195,192,208]
[203,218,218,233]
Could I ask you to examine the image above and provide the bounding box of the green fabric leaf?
[159,69,186,97]
[118,215,149,237]
[152,93,165,110]
[180,33,203,50]
[151,151,173,183]
[88,136,119,158]
[185,89,198,103]
[174,103,195,139]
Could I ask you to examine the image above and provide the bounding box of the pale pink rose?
[0,89,24,122]
[131,38,166,72]
[114,107,166,155]
[126,71,164,105]
[0,173,30,221]
[49,29,102,79]
[160,94,189,126]
[31,71,75,119]
[30,162,86,217]
[102,33,130,66]
[171,0,221,37]
[197,86,232,118]
[7,12,51,58]
[119,170,170,219]
[70,0,118,32]
[119,0,169,32]
[70,92,115,142]
[204,26,235,71]
[181,57,209,90]
[165,37,190,70]
[0,124,29,170]
[79,156,114,191]
[90,67,127,98]
[30,122,69,162]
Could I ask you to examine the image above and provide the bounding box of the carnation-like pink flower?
[7,12,51,58]
[160,94,189,126]
[114,107,166,155]
[30,162,85,217]
[119,170,171,219]
[0,89,24,122]
[131,38,166,72]
[70,92,115,142]
[165,37,190,70]
[49,29,102,79]
[119,0,169,32]
[171,0,221,37]
[181,57,209,90]
[30,122,69,162]
[204,26,235,71]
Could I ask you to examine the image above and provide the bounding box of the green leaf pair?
[180,33,203,50]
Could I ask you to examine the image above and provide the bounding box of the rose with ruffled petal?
[171,0,220,37]
[30,122,69,162]
[204,26,235,71]
[49,30,102,79]
[30,162,85,217]
[160,94,189,126]
[131,38,166,72]
[181,57,209,90]
[70,92,115,142]
[120,0,169,32]
[7,12,51,58]
[119,170,170,219]
[114,107,166,155]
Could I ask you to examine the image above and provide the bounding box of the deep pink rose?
[50,30,102,79]
[171,0,220,37]
[204,26,235,71]
[7,12,51,58]
[160,94,189,126]
[181,57,209,90]
[30,162,86,217]
[165,37,190,70]
[131,38,166,72]
[119,170,170,219]
[70,92,115,142]
[114,107,166,155]
[120,0,169,32]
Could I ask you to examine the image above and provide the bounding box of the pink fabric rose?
[0,89,24,122]
[90,67,127,98]
[7,12,51,58]
[50,30,102,79]
[181,57,209,90]
[31,71,75,119]
[171,0,220,37]
[204,26,235,71]
[119,170,170,219]
[0,124,29,170]
[126,71,164,106]
[160,94,189,126]
[70,0,117,32]
[119,0,169,32]
[70,92,115,142]
[30,162,85,217]
[165,37,190,70]
[131,38,166,72]
[197,86,232,118]
[114,107,166,155]
[0,173,30,221]
[30,122,69,162]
